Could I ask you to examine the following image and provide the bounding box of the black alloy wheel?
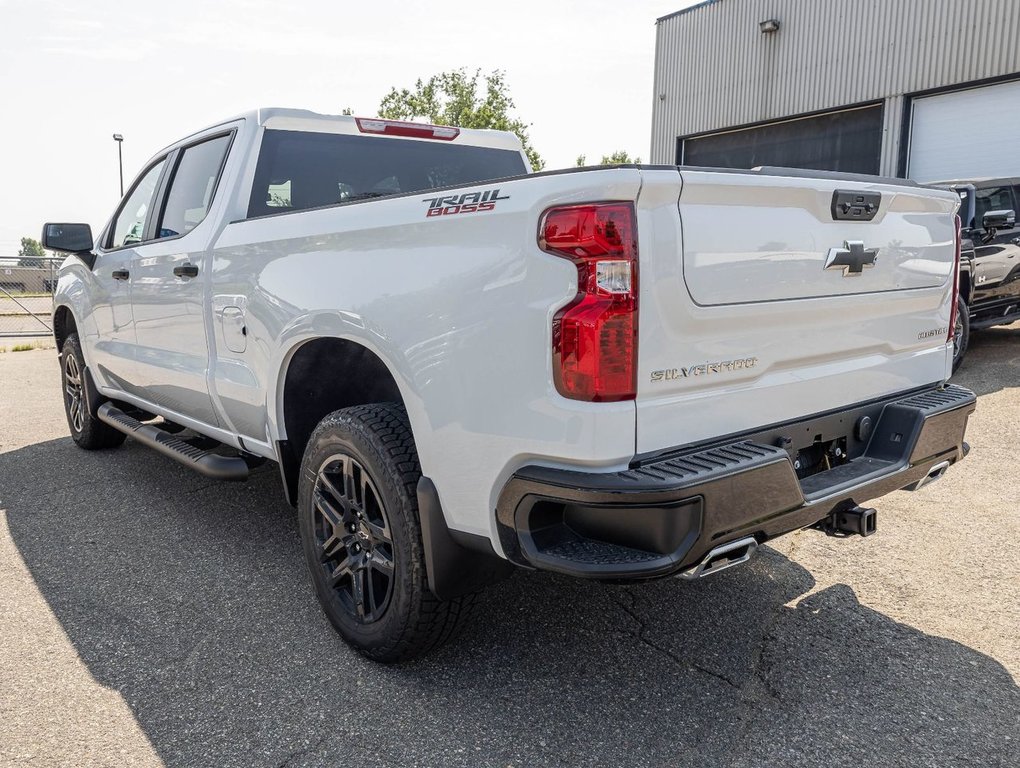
[63,350,85,433]
[297,403,478,662]
[312,453,395,622]
[59,332,126,449]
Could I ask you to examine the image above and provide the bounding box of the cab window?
[246,129,526,218]
[107,158,167,249]
[157,134,232,239]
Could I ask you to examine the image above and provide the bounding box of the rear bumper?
[495,384,976,579]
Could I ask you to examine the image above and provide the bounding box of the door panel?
[130,246,220,424]
[129,133,233,427]
[88,249,137,392]
[971,185,1020,307]
[87,156,168,393]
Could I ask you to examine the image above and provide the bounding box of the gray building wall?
[651,0,1020,174]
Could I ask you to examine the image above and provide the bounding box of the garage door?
[680,104,883,175]
[909,79,1020,182]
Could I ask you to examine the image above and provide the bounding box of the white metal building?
[650,0,1020,181]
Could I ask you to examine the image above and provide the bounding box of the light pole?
[112,134,124,197]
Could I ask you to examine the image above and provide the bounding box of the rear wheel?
[60,333,126,450]
[952,296,969,372]
[298,403,476,662]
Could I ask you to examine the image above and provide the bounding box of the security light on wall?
[759,18,780,33]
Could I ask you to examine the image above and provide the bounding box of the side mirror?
[42,222,94,253]
[41,223,96,269]
[982,209,1015,230]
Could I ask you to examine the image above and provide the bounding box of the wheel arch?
[273,333,418,505]
[52,304,78,351]
[958,264,973,305]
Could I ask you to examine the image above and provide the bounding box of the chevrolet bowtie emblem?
[824,240,878,276]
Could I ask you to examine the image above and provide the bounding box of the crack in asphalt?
[745,600,782,703]
[275,733,329,768]
[611,587,742,690]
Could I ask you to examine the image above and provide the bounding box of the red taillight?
[948,214,962,343]
[540,203,638,402]
[354,117,460,141]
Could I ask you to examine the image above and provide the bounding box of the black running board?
[97,402,249,481]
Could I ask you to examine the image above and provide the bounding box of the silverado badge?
[651,357,758,382]
[824,240,878,276]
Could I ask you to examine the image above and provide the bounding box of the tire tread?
[61,334,126,450]
[303,403,477,662]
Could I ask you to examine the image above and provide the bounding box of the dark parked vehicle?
[933,178,1020,370]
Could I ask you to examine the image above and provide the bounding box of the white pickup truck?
[44,108,975,662]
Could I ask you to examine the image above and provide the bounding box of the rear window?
[247,129,527,219]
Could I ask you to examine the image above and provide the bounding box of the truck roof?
[160,107,525,156]
[929,176,1020,187]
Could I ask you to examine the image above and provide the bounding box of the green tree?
[17,237,46,268]
[600,150,641,165]
[576,151,642,167]
[379,69,544,171]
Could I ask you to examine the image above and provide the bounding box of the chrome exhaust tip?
[679,536,758,580]
[906,460,951,491]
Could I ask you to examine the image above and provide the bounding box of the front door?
[971,184,1020,306]
[129,132,234,428]
[88,156,168,395]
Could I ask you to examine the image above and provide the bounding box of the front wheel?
[60,333,126,450]
[952,296,970,372]
[298,403,476,662]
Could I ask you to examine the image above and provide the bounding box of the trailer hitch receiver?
[816,505,877,537]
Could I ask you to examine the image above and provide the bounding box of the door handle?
[112,269,130,281]
[173,263,199,279]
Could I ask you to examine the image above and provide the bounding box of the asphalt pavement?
[0,332,1017,767]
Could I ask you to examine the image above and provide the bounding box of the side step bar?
[97,402,249,481]
[678,536,758,580]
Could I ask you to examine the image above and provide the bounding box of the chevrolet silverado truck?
[929,178,1020,370]
[43,109,975,662]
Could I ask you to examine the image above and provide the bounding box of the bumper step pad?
[497,384,976,579]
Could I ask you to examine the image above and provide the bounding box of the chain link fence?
[0,258,61,337]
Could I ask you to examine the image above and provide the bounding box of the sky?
[0,0,698,257]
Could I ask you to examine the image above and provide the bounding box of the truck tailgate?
[635,168,960,456]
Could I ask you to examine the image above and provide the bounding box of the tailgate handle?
[831,190,881,222]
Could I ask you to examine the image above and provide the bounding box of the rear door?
[636,169,959,455]
[129,131,234,427]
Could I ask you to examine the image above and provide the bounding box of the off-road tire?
[60,333,126,450]
[298,403,476,662]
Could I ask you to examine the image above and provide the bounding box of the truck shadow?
[955,322,1020,396]
[2,437,1017,767]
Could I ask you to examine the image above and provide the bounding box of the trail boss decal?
[651,357,758,382]
[422,188,509,218]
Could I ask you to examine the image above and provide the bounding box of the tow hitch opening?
[815,505,877,537]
